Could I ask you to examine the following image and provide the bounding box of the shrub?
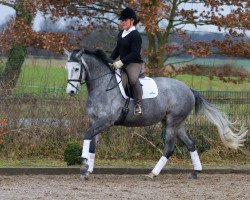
[64,141,82,166]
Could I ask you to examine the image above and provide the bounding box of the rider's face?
[121,18,134,30]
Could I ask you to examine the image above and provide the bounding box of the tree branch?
[77,5,118,15]
[91,16,119,25]
[0,1,14,8]
[165,57,197,66]
[165,51,187,59]
[163,0,178,42]
[173,21,214,27]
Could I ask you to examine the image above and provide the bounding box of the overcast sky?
[0,5,15,23]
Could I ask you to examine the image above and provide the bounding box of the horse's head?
[64,48,88,96]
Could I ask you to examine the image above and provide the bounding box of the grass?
[18,65,67,87]
[0,158,66,167]
[175,74,250,91]
[14,62,250,97]
[15,63,89,97]
[0,153,249,167]
[0,158,157,168]
[165,57,250,70]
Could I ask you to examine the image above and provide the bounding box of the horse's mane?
[83,49,113,66]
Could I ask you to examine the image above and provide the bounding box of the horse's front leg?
[81,136,98,178]
[80,117,116,179]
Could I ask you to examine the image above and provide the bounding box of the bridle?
[66,59,86,91]
[66,57,121,92]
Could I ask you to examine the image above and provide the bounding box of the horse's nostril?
[70,90,75,94]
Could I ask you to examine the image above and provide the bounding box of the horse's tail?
[191,89,248,149]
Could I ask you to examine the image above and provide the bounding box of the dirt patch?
[0,174,249,200]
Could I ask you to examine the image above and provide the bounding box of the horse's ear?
[64,48,70,56]
[76,49,83,59]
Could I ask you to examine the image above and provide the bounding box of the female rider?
[110,7,144,115]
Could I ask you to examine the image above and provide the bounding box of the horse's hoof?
[189,170,199,179]
[80,171,90,180]
[144,172,156,181]
[80,160,89,175]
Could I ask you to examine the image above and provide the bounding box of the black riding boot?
[131,82,142,115]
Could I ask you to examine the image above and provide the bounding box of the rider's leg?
[125,63,143,115]
[131,81,142,114]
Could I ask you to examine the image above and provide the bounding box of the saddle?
[115,69,158,100]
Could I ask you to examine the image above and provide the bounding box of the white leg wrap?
[87,153,95,173]
[81,140,91,160]
[152,156,168,176]
[190,150,202,171]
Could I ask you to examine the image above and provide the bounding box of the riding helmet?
[119,7,138,23]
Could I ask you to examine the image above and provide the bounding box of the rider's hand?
[111,60,124,69]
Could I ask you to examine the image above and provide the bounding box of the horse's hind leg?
[146,123,177,179]
[177,126,202,179]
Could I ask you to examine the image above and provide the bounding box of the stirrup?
[134,104,142,115]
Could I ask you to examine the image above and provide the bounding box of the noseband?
[67,59,86,91]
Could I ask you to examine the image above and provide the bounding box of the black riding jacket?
[110,30,143,65]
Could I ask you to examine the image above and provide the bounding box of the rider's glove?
[111,60,124,69]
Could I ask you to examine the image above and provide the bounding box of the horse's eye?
[75,68,79,72]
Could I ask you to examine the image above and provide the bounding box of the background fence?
[0,89,249,160]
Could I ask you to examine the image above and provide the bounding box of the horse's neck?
[84,56,116,94]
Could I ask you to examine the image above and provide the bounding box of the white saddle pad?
[115,69,158,99]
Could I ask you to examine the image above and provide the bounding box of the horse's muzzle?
[69,90,77,96]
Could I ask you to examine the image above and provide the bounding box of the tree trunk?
[156,33,166,75]
[147,32,166,77]
[0,1,32,94]
[146,0,177,77]
[0,46,27,94]
[147,33,157,69]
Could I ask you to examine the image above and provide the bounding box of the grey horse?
[64,48,247,180]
